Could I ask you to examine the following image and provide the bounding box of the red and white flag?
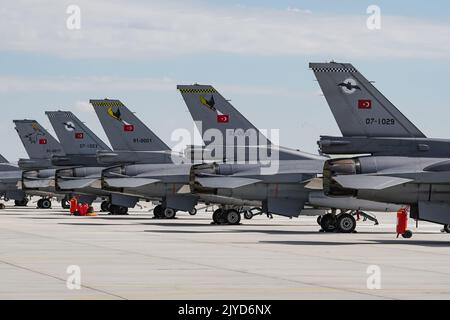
[75,132,84,139]
[39,138,48,145]
[217,115,229,123]
[358,99,372,109]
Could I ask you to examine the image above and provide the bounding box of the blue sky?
[1,0,450,160]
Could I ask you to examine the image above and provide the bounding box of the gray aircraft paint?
[90,99,170,152]
[45,111,111,155]
[14,120,65,159]
[310,62,425,138]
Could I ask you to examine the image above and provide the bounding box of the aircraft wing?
[197,177,261,189]
[334,175,413,190]
[104,178,159,188]
[58,179,98,190]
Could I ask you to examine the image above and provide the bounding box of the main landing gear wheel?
[337,213,357,234]
[225,210,241,225]
[320,214,337,233]
[317,215,323,226]
[109,205,128,215]
[61,199,70,209]
[243,211,254,220]
[212,209,225,224]
[100,201,110,212]
[188,208,197,216]
[15,199,28,207]
[40,199,52,209]
[153,205,164,219]
[164,208,177,219]
[402,230,413,239]
[443,225,450,233]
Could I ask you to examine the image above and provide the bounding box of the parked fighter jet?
[0,154,28,206]
[90,99,199,218]
[310,62,450,234]
[14,119,68,208]
[177,85,399,230]
[45,111,141,214]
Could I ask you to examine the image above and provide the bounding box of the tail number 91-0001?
[133,138,152,144]
[365,118,395,125]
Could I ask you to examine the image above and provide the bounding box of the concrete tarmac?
[0,203,449,300]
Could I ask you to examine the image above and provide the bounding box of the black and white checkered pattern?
[311,67,357,73]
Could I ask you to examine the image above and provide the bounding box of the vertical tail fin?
[90,99,170,152]
[309,62,425,138]
[45,111,111,155]
[177,84,270,144]
[13,119,65,159]
[177,84,320,161]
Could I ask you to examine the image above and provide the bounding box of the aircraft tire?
[226,209,241,225]
[100,201,110,212]
[164,207,176,219]
[337,213,356,233]
[443,225,450,233]
[37,199,43,209]
[402,230,413,239]
[320,214,337,233]
[61,199,70,209]
[41,199,52,209]
[317,215,322,226]
[212,209,225,224]
[15,199,28,207]
[153,205,164,219]
[188,208,197,216]
[243,211,253,220]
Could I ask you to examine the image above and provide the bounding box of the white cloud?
[1,0,450,60]
[0,75,313,98]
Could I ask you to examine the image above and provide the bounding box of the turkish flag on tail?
[124,124,134,132]
[39,138,48,145]
[217,115,229,123]
[75,133,84,139]
[358,100,372,109]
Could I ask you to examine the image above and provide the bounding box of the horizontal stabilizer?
[304,178,324,190]
[58,178,99,190]
[197,176,260,189]
[334,175,412,190]
[105,178,159,188]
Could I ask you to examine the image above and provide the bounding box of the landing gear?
[37,198,52,209]
[152,205,177,219]
[316,215,322,226]
[61,198,70,209]
[15,198,28,207]
[401,230,413,239]
[320,213,338,233]
[336,213,357,234]
[443,225,450,233]
[212,208,241,225]
[225,209,241,225]
[212,209,226,224]
[188,208,197,216]
[163,207,176,219]
[100,201,110,212]
[243,210,254,220]
[108,204,128,215]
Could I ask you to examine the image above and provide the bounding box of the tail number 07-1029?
[365,118,395,126]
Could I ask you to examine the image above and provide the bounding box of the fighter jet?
[90,99,199,218]
[14,119,70,208]
[45,111,142,214]
[310,62,450,234]
[177,85,399,230]
[0,154,28,206]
